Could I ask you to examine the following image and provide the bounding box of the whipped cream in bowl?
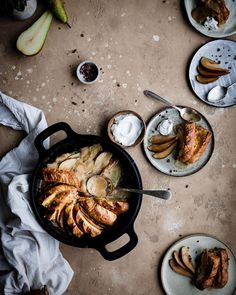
[108,110,146,148]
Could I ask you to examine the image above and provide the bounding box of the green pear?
[16,10,53,56]
[46,0,69,25]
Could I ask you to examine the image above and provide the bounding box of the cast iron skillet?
[31,122,142,261]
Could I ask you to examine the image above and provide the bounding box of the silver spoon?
[116,188,171,200]
[144,90,201,122]
[86,175,171,200]
[207,82,236,103]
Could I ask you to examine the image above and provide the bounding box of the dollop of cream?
[111,114,143,146]
[207,86,226,102]
[204,16,218,31]
[158,119,173,135]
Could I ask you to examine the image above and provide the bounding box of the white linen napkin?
[0,91,74,295]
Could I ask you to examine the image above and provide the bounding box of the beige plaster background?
[0,1,236,294]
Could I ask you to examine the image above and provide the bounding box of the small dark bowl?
[76,60,100,84]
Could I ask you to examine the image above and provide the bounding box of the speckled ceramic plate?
[143,107,214,177]
[189,39,236,108]
[189,40,236,107]
[184,0,236,38]
[161,234,236,295]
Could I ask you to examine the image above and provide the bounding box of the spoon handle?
[143,90,180,111]
[118,188,171,200]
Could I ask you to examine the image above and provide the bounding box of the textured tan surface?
[0,1,236,294]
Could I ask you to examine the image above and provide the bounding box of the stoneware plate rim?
[184,0,236,38]
[161,233,236,295]
[143,107,214,177]
[189,39,236,108]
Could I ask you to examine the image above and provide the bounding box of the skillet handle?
[34,122,75,155]
[95,225,138,261]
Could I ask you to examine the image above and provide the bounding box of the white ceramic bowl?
[76,60,100,85]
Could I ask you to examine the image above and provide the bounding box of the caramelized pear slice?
[200,57,229,73]
[94,152,113,174]
[197,66,228,78]
[196,75,219,84]
[153,141,177,159]
[101,160,121,188]
[181,246,195,274]
[64,203,84,237]
[80,144,102,162]
[173,250,191,271]
[148,138,177,153]
[74,204,103,237]
[59,158,77,170]
[68,152,81,159]
[149,134,177,144]
[80,198,117,225]
[169,259,193,278]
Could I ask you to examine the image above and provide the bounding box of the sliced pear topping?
[149,134,177,144]
[101,160,121,187]
[59,158,78,170]
[200,57,229,73]
[148,138,177,153]
[196,75,219,84]
[152,141,177,159]
[68,152,81,159]
[197,66,228,78]
[94,152,113,174]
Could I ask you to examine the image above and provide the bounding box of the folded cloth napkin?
[0,92,74,295]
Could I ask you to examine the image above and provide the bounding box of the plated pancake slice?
[187,125,212,164]
[215,248,229,288]
[80,198,117,226]
[177,122,196,163]
[177,123,212,165]
[195,248,229,290]
[42,168,81,188]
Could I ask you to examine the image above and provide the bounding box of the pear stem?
[66,22,71,28]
